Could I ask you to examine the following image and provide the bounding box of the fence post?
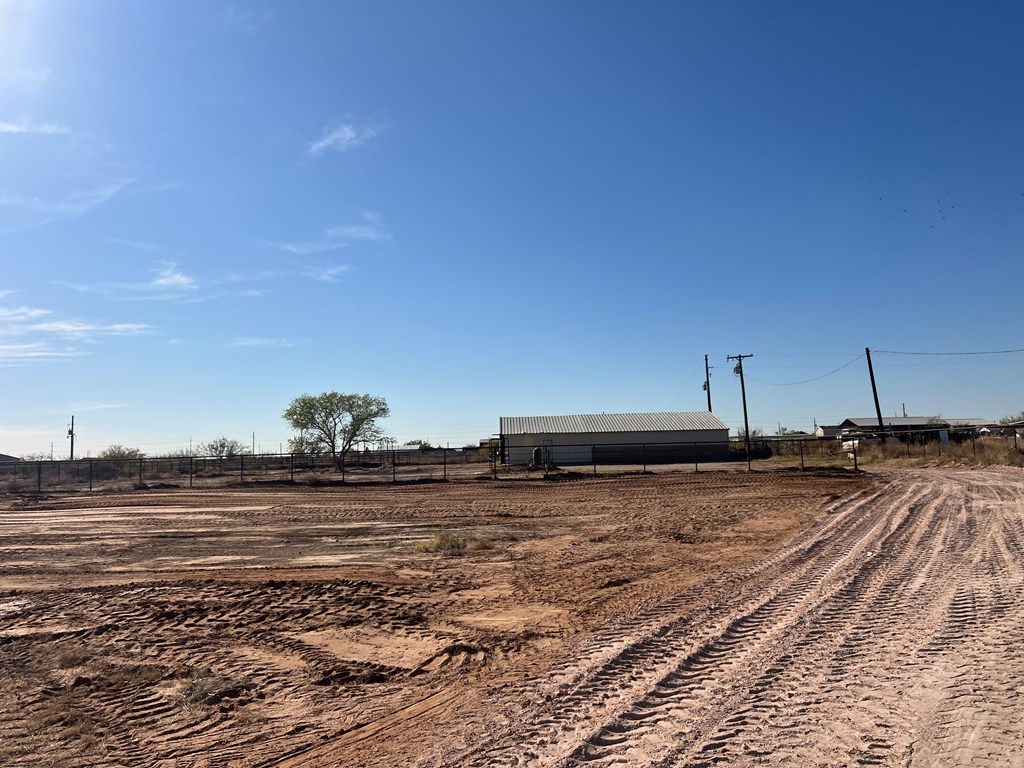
[443,448,448,481]
[189,456,194,488]
[89,460,93,491]
[800,440,805,471]
[641,443,647,473]
[240,454,245,483]
[693,442,699,472]
[341,452,346,482]
[393,448,397,483]
[37,461,42,492]
[592,445,597,476]
[139,458,144,485]
[853,442,858,471]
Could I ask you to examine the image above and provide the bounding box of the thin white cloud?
[0,341,83,366]
[229,337,303,348]
[61,402,127,414]
[270,212,391,254]
[150,262,197,291]
[0,117,71,135]
[56,261,199,301]
[308,122,381,157]
[305,264,354,282]
[130,181,184,195]
[0,67,51,87]
[0,294,153,366]
[0,178,135,229]
[0,305,52,322]
[219,5,274,33]
[22,321,151,338]
[106,237,161,252]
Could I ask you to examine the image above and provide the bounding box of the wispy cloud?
[0,295,152,366]
[149,262,198,292]
[60,402,127,414]
[57,261,199,301]
[304,264,354,282]
[270,212,391,254]
[15,321,151,338]
[219,5,274,33]
[308,121,381,157]
[0,178,135,229]
[0,67,51,87]
[131,181,184,195]
[106,236,162,252]
[0,305,52,322]
[0,117,71,135]
[0,341,83,366]
[228,337,303,348]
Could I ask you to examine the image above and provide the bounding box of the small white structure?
[499,411,729,466]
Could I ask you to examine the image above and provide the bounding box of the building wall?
[503,430,729,465]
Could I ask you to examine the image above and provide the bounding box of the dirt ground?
[1,467,1020,767]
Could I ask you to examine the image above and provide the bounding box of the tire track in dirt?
[444,469,1024,768]
[0,578,444,767]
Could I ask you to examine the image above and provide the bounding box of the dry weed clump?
[181,667,255,708]
[414,533,495,555]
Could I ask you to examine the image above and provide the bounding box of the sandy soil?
[1,468,1019,767]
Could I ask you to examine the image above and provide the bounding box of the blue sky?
[2,1,1023,457]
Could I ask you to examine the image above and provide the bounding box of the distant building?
[839,417,948,443]
[499,411,729,466]
[0,453,19,464]
[838,416,997,443]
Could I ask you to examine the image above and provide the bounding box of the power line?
[746,353,865,386]
[874,347,1024,356]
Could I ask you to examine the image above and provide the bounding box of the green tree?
[283,392,390,464]
[198,437,249,458]
[287,431,325,457]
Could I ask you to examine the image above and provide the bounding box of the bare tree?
[198,437,249,458]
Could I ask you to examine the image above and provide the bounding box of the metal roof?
[840,417,947,428]
[500,411,728,435]
[944,418,993,427]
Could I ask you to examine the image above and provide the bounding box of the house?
[499,411,730,466]
[0,453,19,464]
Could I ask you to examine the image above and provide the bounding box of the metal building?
[499,411,729,466]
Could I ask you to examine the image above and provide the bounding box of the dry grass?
[414,532,468,555]
[855,436,1024,468]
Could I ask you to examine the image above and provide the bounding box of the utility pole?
[67,416,75,461]
[703,354,714,412]
[865,347,886,440]
[727,354,754,471]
